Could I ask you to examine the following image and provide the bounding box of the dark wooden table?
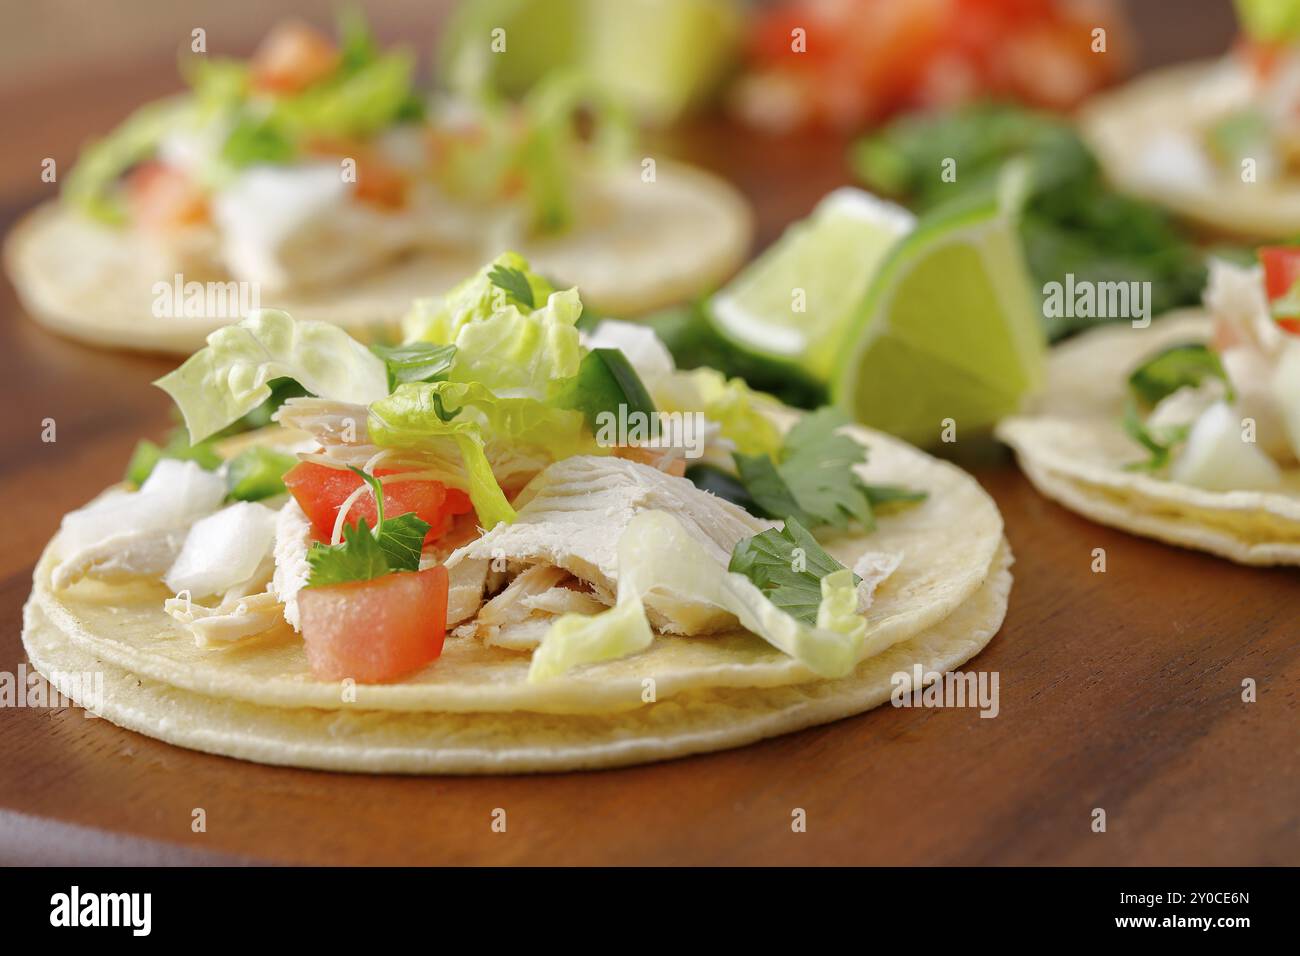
[1,36,1297,865]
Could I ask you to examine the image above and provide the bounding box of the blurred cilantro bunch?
[853,103,1210,341]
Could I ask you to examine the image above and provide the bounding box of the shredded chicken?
[444,455,774,636]
[52,527,191,590]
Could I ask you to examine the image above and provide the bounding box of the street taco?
[4,17,751,353]
[21,253,1011,774]
[998,250,1300,565]
[1080,2,1300,238]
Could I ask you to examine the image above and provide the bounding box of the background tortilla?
[27,425,1006,715]
[1080,60,1300,239]
[23,545,1011,775]
[5,161,752,353]
[997,311,1300,565]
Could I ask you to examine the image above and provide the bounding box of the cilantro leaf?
[1122,402,1190,472]
[728,518,858,625]
[375,512,428,571]
[307,518,391,586]
[370,342,457,388]
[731,408,927,532]
[488,264,536,309]
[304,468,431,587]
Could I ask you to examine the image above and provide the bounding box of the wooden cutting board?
[0,73,1296,865]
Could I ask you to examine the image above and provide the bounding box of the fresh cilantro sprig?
[728,518,858,625]
[728,408,926,532]
[370,342,457,388]
[488,264,536,309]
[1122,402,1190,472]
[306,468,430,587]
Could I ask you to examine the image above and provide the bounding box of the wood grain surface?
[0,21,1297,866]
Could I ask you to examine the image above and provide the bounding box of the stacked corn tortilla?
[23,425,1012,774]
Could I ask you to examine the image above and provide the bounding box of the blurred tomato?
[735,0,1129,131]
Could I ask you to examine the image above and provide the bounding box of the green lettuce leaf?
[530,510,868,681]
[527,596,654,682]
[270,48,419,140]
[402,253,581,400]
[657,366,782,457]
[155,310,390,443]
[367,381,531,530]
[64,99,186,223]
[370,342,458,388]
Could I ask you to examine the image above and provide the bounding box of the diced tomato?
[299,566,448,682]
[1260,246,1300,300]
[250,21,340,94]
[1258,246,1300,335]
[283,462,474,545]
[306,138,409,209]
[126,162,208,230]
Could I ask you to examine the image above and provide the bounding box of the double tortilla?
[997,311,1300,566]
[5,160,752,354]
[22,426,1012,774]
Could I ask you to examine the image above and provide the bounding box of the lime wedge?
[831,171,1044,446]
[709,188,915,380]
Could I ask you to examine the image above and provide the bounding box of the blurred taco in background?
[1082,0,1300,238]
[998,246,1300,565]
[4,14,752,353]
[23,253,1011,774]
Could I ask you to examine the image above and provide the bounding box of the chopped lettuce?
[402,253,581,400]
[155,310,390,443]
[658,366,782,457]
[270,49,420,140]
[530,511,868,681]
[404,253,556,343]
[527,595,653,682]
[64,99,187,223]
[655,512,868,676]
[370,342,458,388]
[368,382,527,530]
